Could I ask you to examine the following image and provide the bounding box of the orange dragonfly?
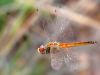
[37,41,96,70]
[38,41,96,54]
[37,16,96,70]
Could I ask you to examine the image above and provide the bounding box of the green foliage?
[0,14,7,33]
[0,0,14,6]
[30,59,48,75]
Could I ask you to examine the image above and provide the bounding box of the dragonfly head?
[37,45,46,54]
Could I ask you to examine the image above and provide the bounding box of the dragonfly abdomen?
[59,41,97,48]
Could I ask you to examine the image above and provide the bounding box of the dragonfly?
[36,16,96,70]
[37,41,96,70]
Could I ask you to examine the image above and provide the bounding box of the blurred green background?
[0,0,100,75]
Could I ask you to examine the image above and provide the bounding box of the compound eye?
[38,45,45,54]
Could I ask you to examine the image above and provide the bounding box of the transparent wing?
[33,15,73,43]
[50,47,64,70]
[47,15,88,71]
[45,15,70,41]
[63,48,84,72]
[50,47,81,71]
[47,15,77,42]
[50,47,86,71]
